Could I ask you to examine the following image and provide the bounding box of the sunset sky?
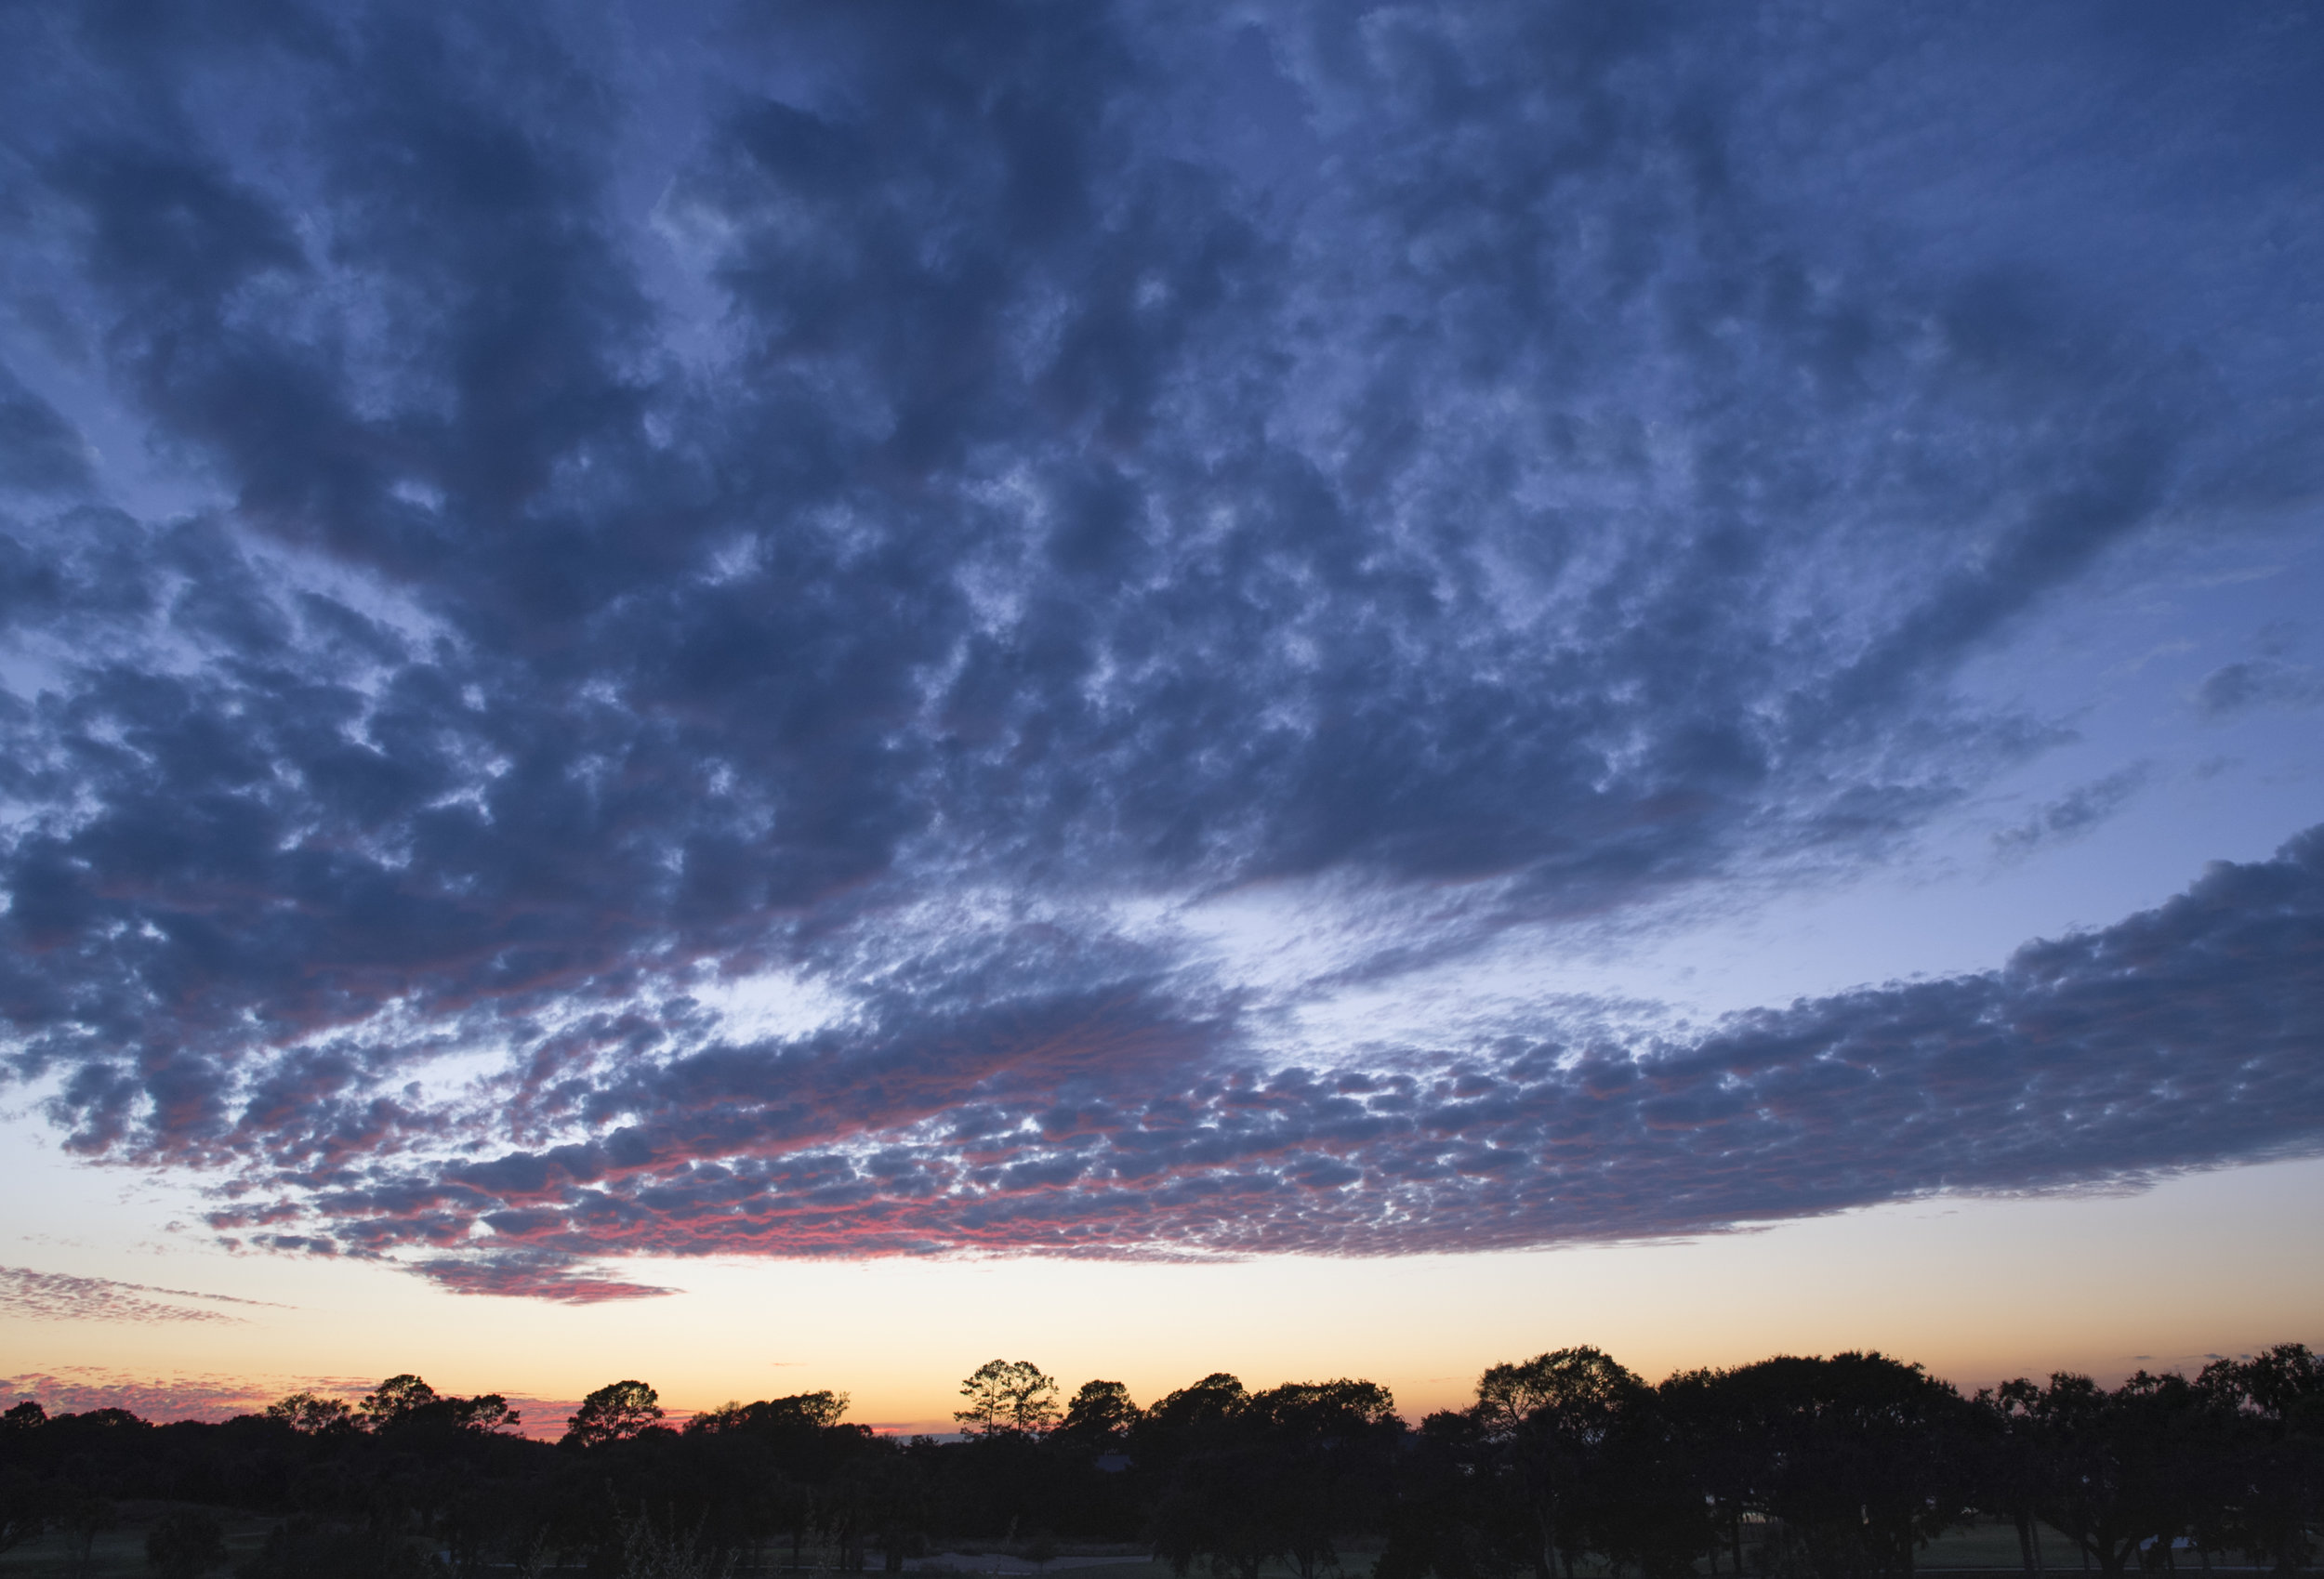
[1,1,2320,1435]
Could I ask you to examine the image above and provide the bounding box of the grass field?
[0,1510,2290,1579]
[0,1504,277,1579]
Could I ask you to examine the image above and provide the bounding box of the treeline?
[0,1345,2317,1579]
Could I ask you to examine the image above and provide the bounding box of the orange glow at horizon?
[6,1152,2319,1432]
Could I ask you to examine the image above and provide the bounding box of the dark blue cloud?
[0,364,93,494]
[0,1,2318,1290]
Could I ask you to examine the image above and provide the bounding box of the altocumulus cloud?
[260,829,2324,1293]
[0,1,2318,1297]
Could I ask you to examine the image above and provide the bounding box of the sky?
[0,0,2320,1435]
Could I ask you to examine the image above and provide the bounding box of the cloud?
[0,1365,586,1433]
[0,363,92,494]
[1991,765,2149,860]
[406,1250,677,1303]
[0,1368,293,1421]
[0,1266,281,1323]
[245,824,2324,1270]
[2196,660,2324,717]
[0,2,2317,1287]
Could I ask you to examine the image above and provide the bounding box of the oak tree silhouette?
[567,1380,667,1447]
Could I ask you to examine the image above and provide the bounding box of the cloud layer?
[0,1,2319,1294]
[270,828,2324,1294]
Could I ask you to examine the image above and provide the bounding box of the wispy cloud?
[1991,765,2150,860]
[0,1266,289,1324]
[2195,660,2324,718]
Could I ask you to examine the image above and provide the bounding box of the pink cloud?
[0,1367,351,1422]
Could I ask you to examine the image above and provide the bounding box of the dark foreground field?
[3,1511,2288,1579]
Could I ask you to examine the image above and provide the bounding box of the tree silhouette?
[1969,1379,2057,1575]
[2199,1344,2324,1572]
[446,1393,523,1434]
[567,1380,667,1447]
[1377,1408,1530,1579]
[1591,1389,1716,1579]
[0,1340,2317,1579]
[1473,1347,1644,1579]
[266,1392,356,1435]
[1711,1352,1970,1579]
[1151,1376,1403,1579]
[691,1392,851,1435]
[2013,1369,2223,1578]
[360,1375,440,1429]
[1055,1381,1141,1450]
[1136,1373,1249,1476]
[1249,1380,1402,1579]
[955,1362,1059,1438]
[337,1376,522,1438]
